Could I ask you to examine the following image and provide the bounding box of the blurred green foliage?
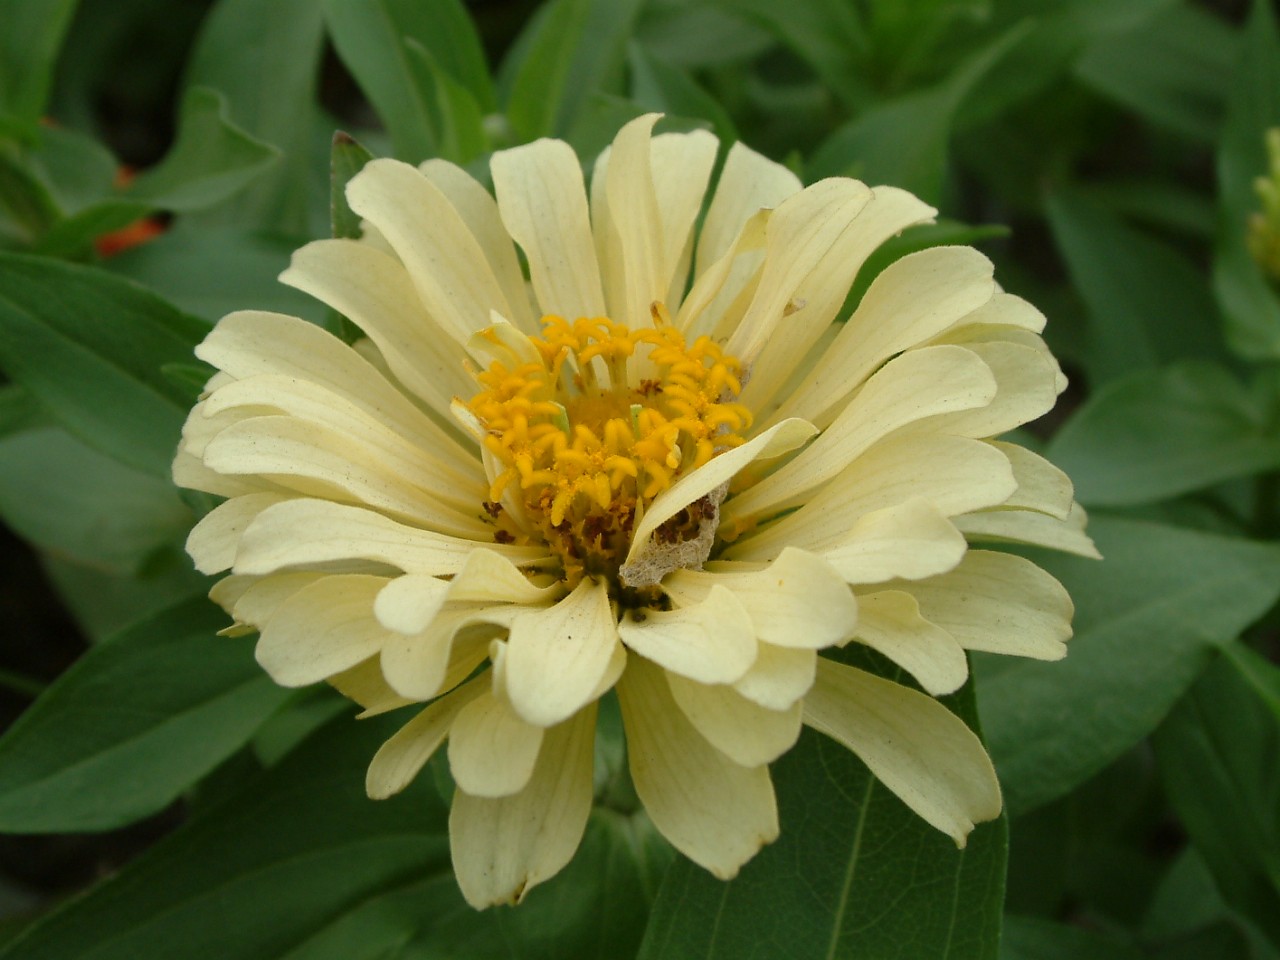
[1,0,1280,957]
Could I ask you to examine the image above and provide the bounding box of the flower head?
[176,114,1093,908]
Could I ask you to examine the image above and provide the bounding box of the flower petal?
[995,441,1074,519]
[365,675,486,799]
[380,609,514,702]
[906,550,1073,660]
[448,686,545,798]
[450,702,596,907]
[851,590,970,696]
[696,141,801,269]
[345,158,517,345]
[618,656,779,878]
[491,137,606,319]
[328,656,415,718]
[816,499,968,584]
[804,657,1002,845]
[255,574,393,686]
[955,503,1101,559]
[928,340,1060,439]
[767,245,996,428]
[650,129,719,306]
[505,578,619,727]
[721,345,996,528]
[665,548,857,649]
[732,642,817,710]
[619,585,756,684]
[186,492,292,574]
[667,672,802,767]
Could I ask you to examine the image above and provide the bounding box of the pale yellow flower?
[175,114,1093,909]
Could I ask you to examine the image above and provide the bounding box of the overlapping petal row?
[175,114,1092,909]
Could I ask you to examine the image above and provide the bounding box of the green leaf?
[1213,0,1280,361]
[640,657,1006,960]
[106,221,326,325]
[1074,3,1234,143]
[503,0,643,141]
[0,149,61,241]
[323,0,492,162]
[1046,188,1222,387]
[0,384,45,438]
[404,39,487,164]
[1221,643,1280,723]
[978,516,1280,816]
[0,715,450,960]
[0,427,192,574]
[1046,361,1280,507]
[0,253,208,476]
[0,598,291,833]
[1001,916,1143,960]
[183,0,327,236]
[847,219,1009,311]
[329,132,373,243]
[1143,849,1279,960]
[807,24,1026,202]
[0,0,78,124]
[628,43,737,144]
[633,4,773,69]
[1154,654,1280,947]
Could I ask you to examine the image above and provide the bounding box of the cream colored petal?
[279,240,474,416]
[202,415,490,538]
[949,289,1046,334]
[623,417,816,569]
[173,446,271,498]
[804,658,1002,845]
[374,548,560,635]
[926,341,1058,439]
[366,676,486,800]
[230,571,326,629]
[448,687,545,798]
[328,657,414,717]
[696,141,801,270]
[380,610,513,702]
[594,114,665,329]
[505,578,618,727]
[667,672,802,767]
[186,492,292,574]
[619,585,756,684]
[450,702,596,908]
[345,158,516,345]
[767,246,997,429]
[721,345,996,528]
[852,590,969,696]
[491,137,606,319]
[724,178,873,364]
[732,642,817,710]
[419,158,535,331]
[204,372,484,497]
[994,441,1073,519]
[817,499,968,584]
[618,656,778,878]
[255,574,393,687]
[907,550,1073,660]
[651,130,718,306]
[665,548,856,649]
[955,503,1101,559]
[676,208,769,341]
[234,498,545,577]
[726,434,1014,561]
[195,310,470,459]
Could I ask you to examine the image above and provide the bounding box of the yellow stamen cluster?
[466,309,751,587]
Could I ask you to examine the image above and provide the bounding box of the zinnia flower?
[175,114,1094,908]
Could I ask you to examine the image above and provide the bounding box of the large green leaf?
[183,0,326,236]
[1074,3,1234,143]
[0,598,290,833]
[323,0,492,162]
[978,516,1280,816]
[639,658,1006,960]
[1001,916,1143,960]
[0,253,207,476]
[0,0,78,126]
[1213,0,1280,361]
[503,0,643,141]
[0,426,192,574]
[1046,188,1222,387]
[1155,653,1280,948]
[808,25,1025,203]
[1047,361,1280,507]
[0,715,449,960]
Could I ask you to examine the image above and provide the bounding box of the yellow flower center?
[466,308,751,589]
